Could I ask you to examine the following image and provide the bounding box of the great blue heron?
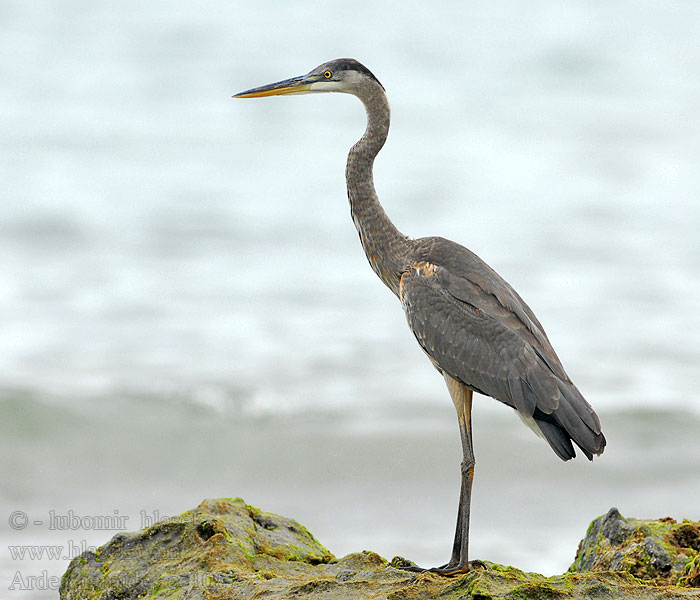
[234,58,606,575]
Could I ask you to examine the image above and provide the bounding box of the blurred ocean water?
[1,1,699,597]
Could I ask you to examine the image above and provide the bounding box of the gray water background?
[1,1,700,597]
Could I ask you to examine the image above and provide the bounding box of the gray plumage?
[235,58,606,575]
[400,237,603,461]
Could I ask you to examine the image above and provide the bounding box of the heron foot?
[392,557,486,576]
[427,559,486,576]
[390,556,423,572]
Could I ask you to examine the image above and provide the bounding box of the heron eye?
[324,70,332,79]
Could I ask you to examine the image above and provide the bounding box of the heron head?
[233,58,384,99]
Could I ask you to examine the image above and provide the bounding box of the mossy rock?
[60,499,700,599]
[570,507,700,587]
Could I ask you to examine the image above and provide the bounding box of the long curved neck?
[346,80,412,297]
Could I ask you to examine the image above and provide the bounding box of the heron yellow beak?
[233,74,316,98]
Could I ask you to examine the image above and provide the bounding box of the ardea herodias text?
[234,58,606,575]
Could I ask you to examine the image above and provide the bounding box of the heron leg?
[429,375,475,575]
[396,375,477,576]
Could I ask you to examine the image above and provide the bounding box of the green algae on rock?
[570,507,700,587]
[60,499,700,599]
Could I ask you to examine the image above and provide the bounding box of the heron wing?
[399,237,605,460]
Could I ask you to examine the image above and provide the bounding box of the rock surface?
[570,506,700,587]
[60,498,700,599]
